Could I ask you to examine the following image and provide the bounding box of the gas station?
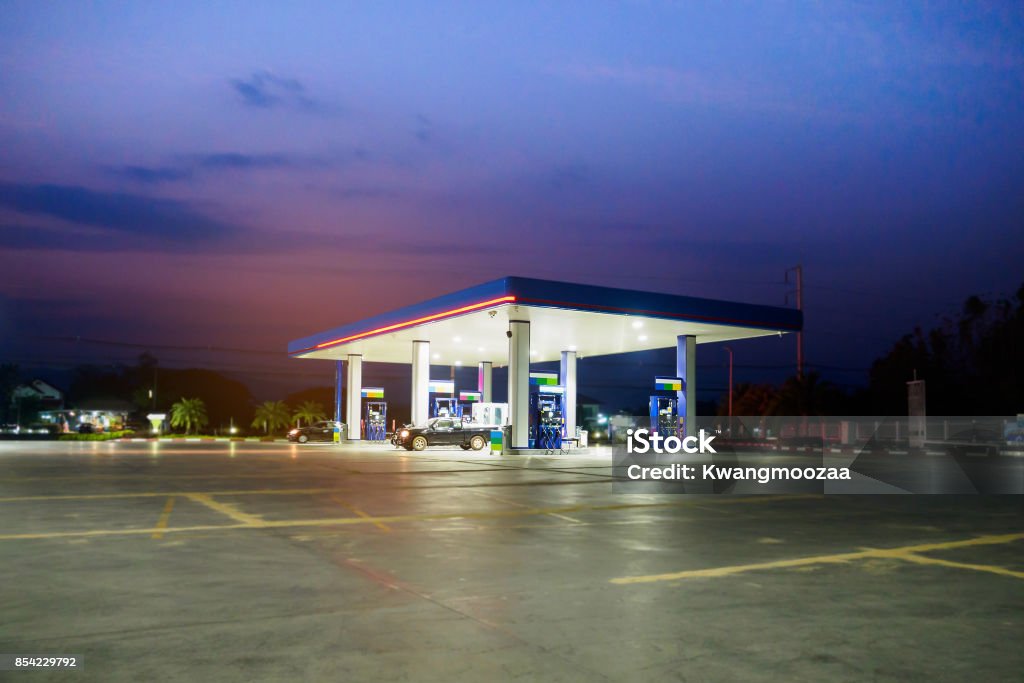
[288,277,802,452]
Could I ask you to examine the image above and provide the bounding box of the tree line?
[167,397,330,435]
[721,283,1024,417]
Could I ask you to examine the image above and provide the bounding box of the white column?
[508,320,530,449]
[411,340,429,426]
[477,361,493,402]
[560,350,577,438]
[676,335,696,437]
[334,360,343,424]
[345,354,362,441]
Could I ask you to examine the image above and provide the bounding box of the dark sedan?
[287,421,344,443]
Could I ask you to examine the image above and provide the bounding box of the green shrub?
[58,430,135,441]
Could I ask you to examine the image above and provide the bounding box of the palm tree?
[251,400,291,434]
[169,397,208,435]
[292,400,327,427]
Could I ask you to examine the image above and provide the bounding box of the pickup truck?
[394,417,492,451]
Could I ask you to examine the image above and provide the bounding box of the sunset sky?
[1,1,1022,401]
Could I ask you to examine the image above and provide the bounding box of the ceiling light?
[455,361,463,366]
[453,336,461,343]
[638,335,648,342]
[432,353,440,360]
[632,321,643,329]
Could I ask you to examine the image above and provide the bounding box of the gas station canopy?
[288,276,802,365]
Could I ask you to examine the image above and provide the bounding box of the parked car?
[394,417,491,451]
[391,424,413,448]
[288,421,344,443]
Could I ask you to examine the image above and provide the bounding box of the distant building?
[40,399,134,433]
[12,380,64,409]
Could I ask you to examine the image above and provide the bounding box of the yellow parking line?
[0,489,339,503]
[610,532,1024,584]
[887,551,1024,580]
[0,488,818,509]
[183,493,263,525]
[151,496,176,539]
[612,549,878,583]
[329,495,392,532]
[0,499,782,542]
[0,494,822,543]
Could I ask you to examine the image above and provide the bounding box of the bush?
[58,430,134,441]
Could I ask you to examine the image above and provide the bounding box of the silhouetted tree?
[866,283,1024,414]
[170,397,208,435]
[252,401,290,434]
[0,364,19,423]
[292,400,327,427]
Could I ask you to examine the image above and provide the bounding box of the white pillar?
[478,361,493,402]
[345,354,362,441]
[508,320,530,449]
[411,340,429,426]
[334,360,343,423]
[560,350,577,438]
[677,335,696,437]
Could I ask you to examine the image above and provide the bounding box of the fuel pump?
[432,397,461,418]
[530,392,564,450]
[364,401,387,441]
[649,396,681,438]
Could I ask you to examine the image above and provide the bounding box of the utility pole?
[724,346,734,436]
[785,265,804,379]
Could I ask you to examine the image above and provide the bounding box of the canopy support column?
[478,361,493,402]
[345,354,362,440]
[560,350,577,439]
[508,320,530,449]
[411,341,429,426]
[677,335,696,437]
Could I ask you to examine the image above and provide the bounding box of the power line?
[35,336,281,356]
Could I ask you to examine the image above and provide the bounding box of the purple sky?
[1,2,1022,399]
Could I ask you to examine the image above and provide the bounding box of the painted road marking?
[877,550,1024,580]
[329,495,392,533]
[466,489,582,523]
[0,465,566,485]
[151,496,176,539]
[183,493,263,525]
[0,478,611,504]
[610,532,1024,584]
[0,495,819,542]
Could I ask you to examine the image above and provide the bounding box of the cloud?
[548,63,825,117]
[108,165,195,184]
[414,114,433,144]
[332,186,399,200]
[547,163,590,190]
[108,152,331,184]
[193,152,293,170]
[0,183,239,248]
[229,71,327,112]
